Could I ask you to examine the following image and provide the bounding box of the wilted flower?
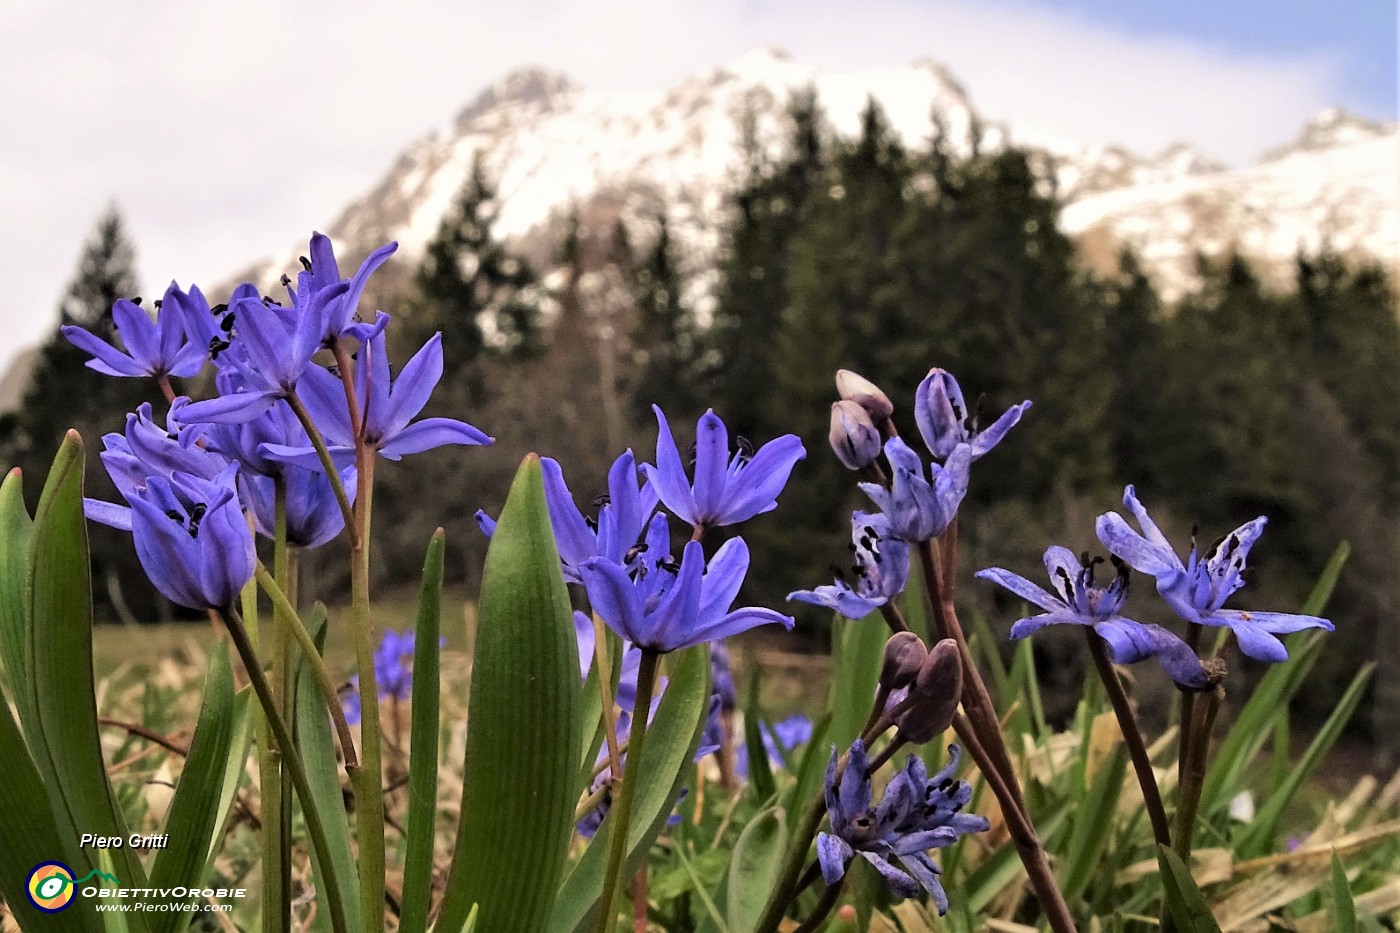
[644,406,805,529]
[860,438,970,542]
[789,510,910,619]
[817,741,988,913]
[829,401,882,470]
[1096,486,1333,662]
[579,537,793,653]
[977,545,1210,688]
[63,282,213,380]
[914,369,1031,461]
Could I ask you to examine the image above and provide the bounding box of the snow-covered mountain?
[236,48,1400,305]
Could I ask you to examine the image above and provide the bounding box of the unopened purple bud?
[898,639,962,744]
[829,401,882,470]
[880,632,927,690]
[835,370,894,422]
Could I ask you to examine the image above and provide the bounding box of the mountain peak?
[454,66,581,131]
[1261,107,1394,162]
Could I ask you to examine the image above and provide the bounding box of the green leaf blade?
[439,456,583,933]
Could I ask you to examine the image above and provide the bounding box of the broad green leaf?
[295,605,359,932]
[27,433,149,902]
[1156,844,1222,933]
[1061,742,1128,902]
[727,807,786,933]
[0,468,33,726]
[828,613,886,752]
[0,678,101,930]
[440,456,582,933]
[202,688,252,874]
[1237,663,1374,856]
[1330,853,1357,933]
[400,529,445,933]
[547,645,711,933]
[148,642,237,933]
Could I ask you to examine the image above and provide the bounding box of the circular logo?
[27,862,76,912]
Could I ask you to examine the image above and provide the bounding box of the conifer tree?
[629,213,697,419]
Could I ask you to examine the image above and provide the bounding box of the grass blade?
[1157,844,1223,932]
[1330,853,1357,933]
[400,529,446,933]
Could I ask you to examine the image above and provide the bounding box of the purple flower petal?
[377,418,492,459]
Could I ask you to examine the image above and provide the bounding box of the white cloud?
[0,0,1346,377]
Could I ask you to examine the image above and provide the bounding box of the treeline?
[3,92,1397,758]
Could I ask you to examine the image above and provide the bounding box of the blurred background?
[1,2,1396,761]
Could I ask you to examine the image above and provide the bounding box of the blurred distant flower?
[914,369,1031,461]
[977,545,1209,689]
[817,742,988,913]
[63,282,213,380]
[735,714,813,779]
[342,629,442,725]
[860,438,970,542]
[710,641,736,712]
[644,406,805,529]
[1096,486,1334,662]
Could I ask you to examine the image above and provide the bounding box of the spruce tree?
[629,213,697,419]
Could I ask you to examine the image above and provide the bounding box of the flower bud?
[879,632,927,690]
[835,369,894,422]
[897,639,963,744]
[829,401,881,470]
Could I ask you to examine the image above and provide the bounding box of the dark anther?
[624,544,648,563]
[280,274,292,288]
[592,494,611,508]
[658,556,681,574]
[211,303,228,316]
[299,255,312,271]
[220,314,236,332]
[584,516,599,532]
[262,295,276,306]
[153,299,162,310]
[131,297,143,306]
[164,509,183,523]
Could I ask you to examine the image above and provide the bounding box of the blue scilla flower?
[914,369,1031,461]
[542,450,658,583]
[579,536,793,653]
[977,546,1210,689]
[644,406,805,529]
[735,714,813,779]
[860,438,970,543]
[63,281,213,380]
[342,629,443,724]
[817,741,988,913]
[89,466,255,610]
[1096,486,1333,662]
[263,332,492,463]
[789,510,911,619]
[290,233,397,346]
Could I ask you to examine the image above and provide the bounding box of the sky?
[0,0,1393,378]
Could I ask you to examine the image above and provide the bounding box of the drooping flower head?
[109,467,256,611]
[859,438,970,543]
[579,533,794,653]
[1096,486,1333,662]
[644,406,805,529]
[789,510,910,619]
[977,546,1210,688]
[817,741,989,913]
[914,369,1031,461]
[63,281,214,380]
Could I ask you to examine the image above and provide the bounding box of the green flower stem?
[272,477,294,933]
[285,391,356,538]
[254,564,360,770]
[592,613,625,794]
[916,536,1078,933]
[792,878,846,933]
[1178,622,1204,781]
[349,451,386,932]
[221,605,349,933]
[594,648,661,933]
[238,570,282,933]
[1085,630,1172,848]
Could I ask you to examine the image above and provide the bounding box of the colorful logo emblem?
[27,861,76,912]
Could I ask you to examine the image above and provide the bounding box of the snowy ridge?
[256,48,1398,302]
